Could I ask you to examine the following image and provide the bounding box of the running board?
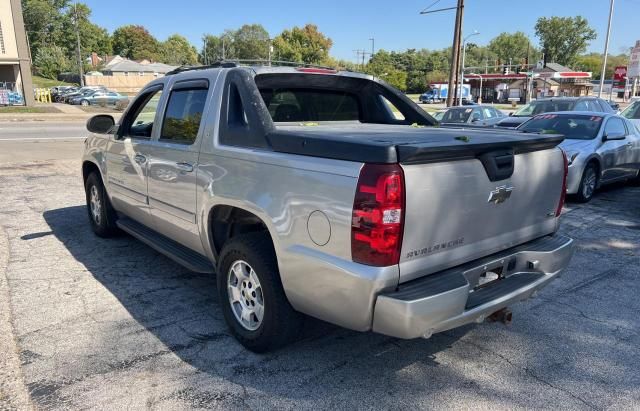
[116,218,215,274]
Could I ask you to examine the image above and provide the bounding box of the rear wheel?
[85,172,119,237]
[217,232,302,352]
[575,163,598,203]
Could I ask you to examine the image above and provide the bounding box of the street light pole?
[598,0,615,98]
[459,31,479,106]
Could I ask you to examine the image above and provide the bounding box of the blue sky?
[83,0,639,61]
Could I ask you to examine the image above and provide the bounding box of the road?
[0,121,87,163]
[0,123,639,409]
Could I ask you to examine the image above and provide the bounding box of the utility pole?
[222,37,226,60]
[73,3,84,86]
[449,0,464,106]
[420,0,464,106]
[203,37,208,65]
[598,0,615,98]
[369,38,375,59]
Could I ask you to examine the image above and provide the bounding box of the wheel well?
[209,205,270,258]
[586,158,601,178]
[82,161,100,184]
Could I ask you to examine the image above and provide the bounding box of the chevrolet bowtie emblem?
[488,185,514,204]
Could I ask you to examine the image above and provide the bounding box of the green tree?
[576,52,630,80]
[61,3,111,59]
[233,24,270,60]
[162,34,198,65]
[22,0,69,58]
[199,31,235,63]
[34,45,71,79]
[366,50,407,91]
[112,25,161,61]
[488,32,535,64]
[272,24,332,64]
[535,16,597,67]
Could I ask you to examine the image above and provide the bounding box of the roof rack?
[165,59,338,75]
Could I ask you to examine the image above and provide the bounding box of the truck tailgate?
[399,147,564,283]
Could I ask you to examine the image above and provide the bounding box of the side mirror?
[86,115,115,134]
[509,112,514,116]
[603,132,625,141]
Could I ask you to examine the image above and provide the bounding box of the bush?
[34,46,71,80]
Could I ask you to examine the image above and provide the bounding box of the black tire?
[80,99,89,106]
[574,162,599,203]
[217,232,302,352]
[85,172,119,237]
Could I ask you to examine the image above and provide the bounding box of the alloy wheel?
[227,260,264,331]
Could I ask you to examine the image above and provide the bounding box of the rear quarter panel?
[196,147,399,330]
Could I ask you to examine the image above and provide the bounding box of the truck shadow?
[41,206,496,404]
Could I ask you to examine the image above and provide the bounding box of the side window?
[123,88,163,138]
[604,118,626,137]
[380,96,405,121]
[483,108,495,119]
[160,85,208,145]
[493,108,505,118]
[472,108,483,121]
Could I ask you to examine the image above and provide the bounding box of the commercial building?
[0,0,34,106]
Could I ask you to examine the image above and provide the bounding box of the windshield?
[513,100,576,117]
[441,108,473,123]
[518,114,603,140]
[621,101,640,120]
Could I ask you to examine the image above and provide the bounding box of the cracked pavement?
[0,155,639,409]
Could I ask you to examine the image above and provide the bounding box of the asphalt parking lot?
[1,122,639,410]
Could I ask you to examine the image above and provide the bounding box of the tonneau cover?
[266,123,563,164]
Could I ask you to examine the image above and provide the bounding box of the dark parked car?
[439,105,506,127]
[70,90,129,106]
[495,97,615,128]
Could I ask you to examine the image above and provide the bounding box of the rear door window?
[160,84,208,145]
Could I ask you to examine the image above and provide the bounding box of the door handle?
[176,162,194,172]
[134,154,146,164]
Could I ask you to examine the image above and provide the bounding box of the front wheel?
[217,232,302,352]
[575,163,598,203]
[80,99,90,106]
[85,172,119,237]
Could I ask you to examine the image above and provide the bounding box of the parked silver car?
[621,99,640,129]
[439,105,506,127]
[518,112,640,202]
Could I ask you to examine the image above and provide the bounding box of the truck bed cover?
[266,123,563,164]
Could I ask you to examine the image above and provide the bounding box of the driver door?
[105,85,164,227]
[599,117,630,182]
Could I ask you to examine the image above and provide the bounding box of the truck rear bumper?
[372,235,574,339]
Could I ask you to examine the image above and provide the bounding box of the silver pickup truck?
[82,64,574,352]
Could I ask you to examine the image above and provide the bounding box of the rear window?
[442,108,473,123]
[260,89,360,122]
[518,114,603,140]
[514,100,576,117]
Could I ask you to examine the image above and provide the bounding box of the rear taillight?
[556,150,568,217]
[351,163,405,266]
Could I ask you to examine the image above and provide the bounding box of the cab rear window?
[260,89,360,122]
